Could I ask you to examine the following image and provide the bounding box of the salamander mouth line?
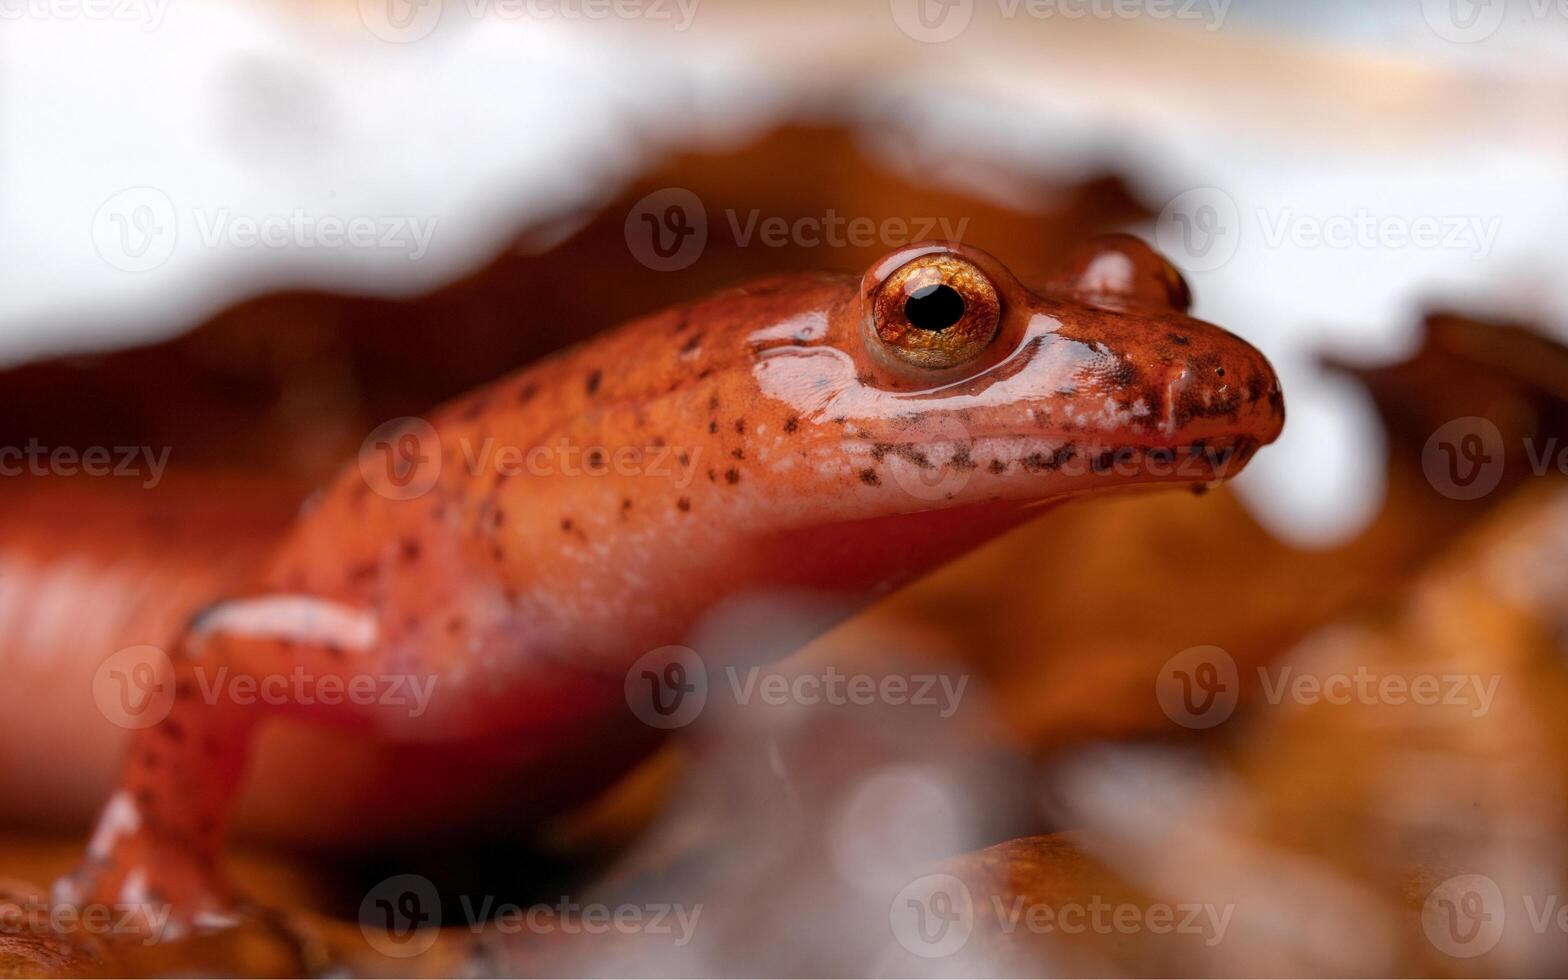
[857,434,1257,478]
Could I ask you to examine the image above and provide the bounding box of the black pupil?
[904,283,966,331]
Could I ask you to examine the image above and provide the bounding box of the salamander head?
[744,236,1284,521]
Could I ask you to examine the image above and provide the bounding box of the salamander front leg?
[54,595,380,942]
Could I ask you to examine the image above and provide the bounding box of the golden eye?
[870,254,1001,370]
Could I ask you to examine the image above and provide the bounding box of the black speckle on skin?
[492,509,505,529]
[784,416,799,433]
[677,497,692,512]
[586,370,603,396]
[1107,359,1138,388]
[401,538,422,562]
[724,468,740,484]
[859,468,881,486]
[950,446,975,470]
[988,459,1006,475]
[1092,450,1116,474]
[707,467,717,482]
[622,498,633,512]
[1247,375,1265,402]
[680,332,705,355]
[708,420,718,435]
[731,448,745,460]
[709,395,720,412]
[734,418,746,435]
[560,518,573,533]
[1021,445,1077,473]
[588,449,605,468]
[1168,333,1190,346]
[518,383,538,403]
[678,451,691,467]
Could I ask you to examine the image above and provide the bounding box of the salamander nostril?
[1215,367,1226,377]
[905,283,966,331]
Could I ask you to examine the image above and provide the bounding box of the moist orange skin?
[57,236,1284,936]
